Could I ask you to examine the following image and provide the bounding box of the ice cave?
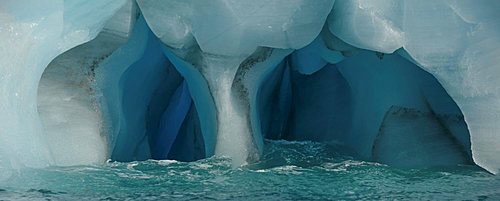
[1,0,500,199]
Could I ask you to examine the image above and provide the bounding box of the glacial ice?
[138,0,334,165]
[153,81,192,159]
[1,0,500,174]
[0,0,126,169]
[137,0,334,56]
[37,33,121,166]
[327,0,500,174]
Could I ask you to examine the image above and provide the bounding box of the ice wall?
[37,33,122,166]
[0,0,126,170]
[35,2,136,166]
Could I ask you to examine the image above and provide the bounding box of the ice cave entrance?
[37,19,474,170]
[37,26,207,165]
[258,48,474,168]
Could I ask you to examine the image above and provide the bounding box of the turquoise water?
[1,140,499,200]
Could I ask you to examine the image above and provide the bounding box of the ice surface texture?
[0,0,499,174]
[0,0,126,169]
[329,0,500,174]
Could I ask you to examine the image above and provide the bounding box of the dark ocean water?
[1,140,499,200]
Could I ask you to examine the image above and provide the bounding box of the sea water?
[0,140,499,200]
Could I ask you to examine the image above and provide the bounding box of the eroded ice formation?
[0,0,127,170]
[137,0,334,165]
[1,0,499,174]
[328,0,500,174]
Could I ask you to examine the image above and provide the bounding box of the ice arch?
[0,0,127,169]
[138,0,335,165]
[36,1,137,166]
[37,31,124,166]
[0,0,498,175]
[327,0,500,174]
[256,43,473,168]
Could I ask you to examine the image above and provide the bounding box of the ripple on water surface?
[0,140,499,200]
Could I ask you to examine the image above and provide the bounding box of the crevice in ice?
[95,16,206,163]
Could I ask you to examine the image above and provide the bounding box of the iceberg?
[1,0,499,174]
